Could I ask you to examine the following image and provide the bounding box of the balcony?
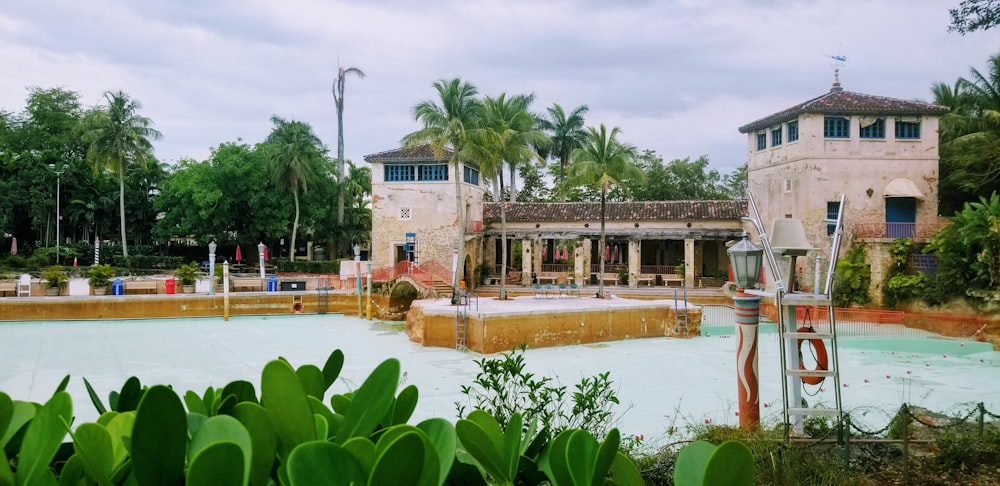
[466,220,483,234]
[853,222,947,239]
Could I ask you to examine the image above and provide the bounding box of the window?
[385,164,415,182]
[823,117,849,138]
[399,207,412,220]
[756,133,766,151]
[826,201,840,235]
[783,179,792,193]
[418,164,448,181]
[787,121,799,142]
[859,117,885,139]
[895,120,920,139]
[771,128,782,147]
[463,165,480,185]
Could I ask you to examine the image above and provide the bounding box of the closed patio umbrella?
[235,245,243,262]
[10,237,16,255]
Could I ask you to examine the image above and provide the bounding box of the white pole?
[814,255,823,294]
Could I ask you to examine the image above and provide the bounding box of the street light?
[727,231,764,430]
[48,163,66,263]
[208,240,217,295]
[354,244,362,317]
[258,242,266,279]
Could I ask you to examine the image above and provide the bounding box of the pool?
[1,313,997,444]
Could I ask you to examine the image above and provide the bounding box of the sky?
[1,1,997,177]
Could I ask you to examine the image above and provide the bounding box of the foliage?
[87,264,115,289]
[833,246,871,307]
[332,65,366,227]
[949,0,1000,34]
[455,345,624,441]
[41,265,69,289]
[923,191,1000,305]
[174,262,201,286]
[537,103,589,197]
[0,348,643,485]
[625,153,732,202]
[272,260,341,274]
[882,238,923,308]
[673,439,754,486]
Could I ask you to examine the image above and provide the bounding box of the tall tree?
[332,64,365,228]
[265,116,326,262]
[80,91,162,258]
[469,93,548,298]
[402,78,482,302]
[538,103,589,197]
[949,0,1000,34]
[568,124,642,298]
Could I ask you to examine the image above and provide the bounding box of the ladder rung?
[787,407,841,416]
[784,369,838,377]
[781,293,832,306]
[783,332,835,340]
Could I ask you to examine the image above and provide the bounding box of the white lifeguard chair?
[17,274,31,297]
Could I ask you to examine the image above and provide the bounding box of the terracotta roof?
[363,144,453,163]
[483,200,748,224]
[738,86,950,133]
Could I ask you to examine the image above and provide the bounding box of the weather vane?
[826,49,848,89]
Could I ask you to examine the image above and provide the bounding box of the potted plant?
[174,262,200,293]
[214,263,228,292]
[617,266,629,285]
[88,264,115,295]
[42,265,69,296]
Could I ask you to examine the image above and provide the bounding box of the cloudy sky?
[1,1,997,176]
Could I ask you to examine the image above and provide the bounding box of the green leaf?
[296,365,326,400]
[186,441,245,486]
[456,412,510,483]
[2,401,35,448]
[131,385,187,486]
[53,375,71,394]
[417,418,455,482]
[369,431,426,486]
[0,449,13,486]
[287,441,366,486]
[69,423,114,484]
[591,428,619,486]
[220,380,258,405]
[374,426,439,486]
[230,402,277,486]
[335,359,399,443]
[322,349,345,389]
[102,412,134,471]
[388,385,419,426]
[672,440,717,486]
[184,390,208,416]
[610,451,644,485]
[15,391,71,486]
[342,437,376,475]
[0,393,11,446]
[307,396,338,439]
[115,377,143,412]
[702,440,755,486]
[330,393,351,414]
[261,359,316,459]
[188,415,252,483]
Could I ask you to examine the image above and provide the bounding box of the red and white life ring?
[797,327,829,385]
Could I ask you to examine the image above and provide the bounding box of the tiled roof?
[363,144,453,163]
[738,86,950,133]
[483,200,748,224]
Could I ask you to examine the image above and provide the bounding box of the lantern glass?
[258,242,265,254]
[728,233,764,289]
[208,240,217,255]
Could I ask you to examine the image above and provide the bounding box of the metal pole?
[366,261,372,320]
[209,248,216,296]
[735,290,761,430]
[49,164,66,263]
[223,260,230,321]
[356,259,362,317]
[814,255,822,294]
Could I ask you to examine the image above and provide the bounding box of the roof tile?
[483,200,748,223]
[364,144,453,163]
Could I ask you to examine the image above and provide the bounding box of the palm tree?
[265,116,326,262]
[537,103,589,195]
[332,65,366,227]
[80,91,162,258]
[402,78,482,302]
[468,93,548,299]
[568,124,642,298]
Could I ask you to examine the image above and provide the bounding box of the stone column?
[684,238,695,288]
[521,239,533,286]
[578,238,592,286]
[628,238,641,288]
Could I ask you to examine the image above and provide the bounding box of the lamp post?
[354,244,362,317]
[48,163,66,263]
[366,260,373,320]
[727,231,764,430]
[258,242,266,279]
[208,240,217,295]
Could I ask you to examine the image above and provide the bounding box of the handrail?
[746,191,786,294]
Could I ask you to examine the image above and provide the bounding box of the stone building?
[738,78,950,296]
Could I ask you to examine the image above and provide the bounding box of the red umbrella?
[604,244,610,261]
[263,245,269,262]
[235,245,243,262]
[10,237,16,255]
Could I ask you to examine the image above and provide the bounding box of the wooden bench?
[662,274,684,287]
[0,281,16,296]
[124,280,158,294]
[232,278,263,292]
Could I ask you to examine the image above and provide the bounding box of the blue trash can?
[112,278,124,296]
[267,275,278,292]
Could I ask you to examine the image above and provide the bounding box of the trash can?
[112,278,124,296]
[267,275,279,292]
[165,278,176,295]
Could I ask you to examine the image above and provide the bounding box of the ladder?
[673,287,689,334]
[317,276,330,314]
[747,192,846,440]
[455,289,477,349]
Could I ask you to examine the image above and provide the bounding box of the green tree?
[924,191,1000,305]
[402,78,483,301]
[265,116,327,262]
[949,0,1000,34]
[470,93,547,298]
[80,91,162,258]
[568,124,642,297]
[335,160,373,252]
[537,103,589,199]
[332,65,365,228]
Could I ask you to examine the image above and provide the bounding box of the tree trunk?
[291,190,300,263]
[508,164,518,202]
[336,106,346,226]
[598,187,606,298]
[453,160,465,305]
[119,170,129,258]
[494,175,508,299]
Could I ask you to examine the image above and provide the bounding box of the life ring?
[292,302,303,313]
[796,327,828,385]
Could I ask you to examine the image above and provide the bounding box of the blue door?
[885,198,916,238]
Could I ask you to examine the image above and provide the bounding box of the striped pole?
[735,291,761,430]
[94,236,100,265]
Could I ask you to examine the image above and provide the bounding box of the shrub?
[41,265,69,289]
[834,246,870,307]
[87,264,115,289]
[173,262,201,286]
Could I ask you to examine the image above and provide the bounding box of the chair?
[558,283,568,299]
[533,283,542,299]
[17,274,31,297]
[569,283,580,298]
[544,284,555,298]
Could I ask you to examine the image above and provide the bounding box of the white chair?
[17,274,31,297]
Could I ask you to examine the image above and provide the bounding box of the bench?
[662,274,684,287]
[0,281,16,296]
[537,273,561,285]
[637,275,656,286]
[232,277,263,292]
[124,280,158,294]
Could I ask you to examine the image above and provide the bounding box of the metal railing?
[853,222,947,239]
